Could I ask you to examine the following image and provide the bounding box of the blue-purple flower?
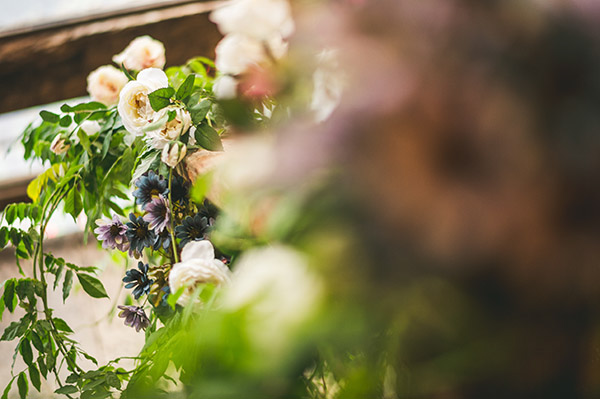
[175,213,210,247]
[132,170,168,209]
[143,194,170,233]
[171,174,190,204]
[126,213,156,258]
[117,305,150,332]
[123,261,154,299]
[94,215,129,252]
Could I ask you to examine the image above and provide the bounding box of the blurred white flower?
[50,135,70,155]
[86,65,128,106]
[215,34,267,75]
[310,49,345,123]
[113,35,166,71]
[118,68,169,136]
[214,135,276,193]
[213,75,238,99]
[223,245,323,352]
[169,240,231,306]
[80,120,101,136]
[210,0,294,41]
[161,141,187,168]
[146,106,192,150]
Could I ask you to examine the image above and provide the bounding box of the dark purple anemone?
[117,305,150,332]
[126,213,156,258]
[143,194,170,233]
[94,215,129,252]
[123,261,153,299]
[132,170,168,209]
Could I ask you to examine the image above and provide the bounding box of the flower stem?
[168,168,179,264]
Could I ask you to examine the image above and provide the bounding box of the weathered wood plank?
[0,1,222,113]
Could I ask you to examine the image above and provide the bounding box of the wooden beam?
[0,1,223,113]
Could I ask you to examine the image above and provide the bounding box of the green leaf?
[17,372,27,399]
[1,321,20,341]
[77,128,92,155]
[28,365,41,392]
[64,188,83,220]
[5,205,16,224]
[37,357,47,378]
[190,171,213,204]
[26,164,64,202]
[189,98,211,124]
[1,376,15,399]
[0,227,8,248]
[118,63,136,81]
[45,349,56,371]
[131,151,160,184]
[59,115,72,127]
[3,279,16,313]
[194,123,223,151]
[63,270,74,303]
[106,372,120,389]
[76,273,109,299]
[65,373,80,384]
[141,111,169,133]
[19,338,33,366]
[53,318,73,333]
[61,101,106,113]
[176,74,195,101]
[167,286,186,310]
[29,331,44,352]
[55,385,78,394]
[148,87,175,111]
[39,111,59,123]
[81,351,98,366]
[101,129,113,160]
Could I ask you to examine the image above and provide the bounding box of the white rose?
[223,245,323,352]
[86,65,128,106]
[145,106,192,150]
[215,34,266,75]
[169,240,231,306]
[210,0,294,40]
[213,75,238,100]
[113,35,166,71]
[80,120,101,136]
[161,141,187,168]
[117,68,169,136]
[50,135,70,155]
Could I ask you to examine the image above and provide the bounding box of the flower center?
[136,226,148,238]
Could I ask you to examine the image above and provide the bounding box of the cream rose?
[117,68,169,136]
[145,106,192,150]
[213,75,238,100]
[223,245,323,353]
[86,65,128,106]
[169,240,231,306]
[210,0,294,40]
[113,35,166,71]
[161,141,187,168]
[215,34,267,76]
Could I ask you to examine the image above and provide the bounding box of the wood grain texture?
[0,1,222,113]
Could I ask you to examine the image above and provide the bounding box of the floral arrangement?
[4,0,600,398]
[0,0,348,398]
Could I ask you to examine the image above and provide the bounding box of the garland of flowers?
[0,0,353,397]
